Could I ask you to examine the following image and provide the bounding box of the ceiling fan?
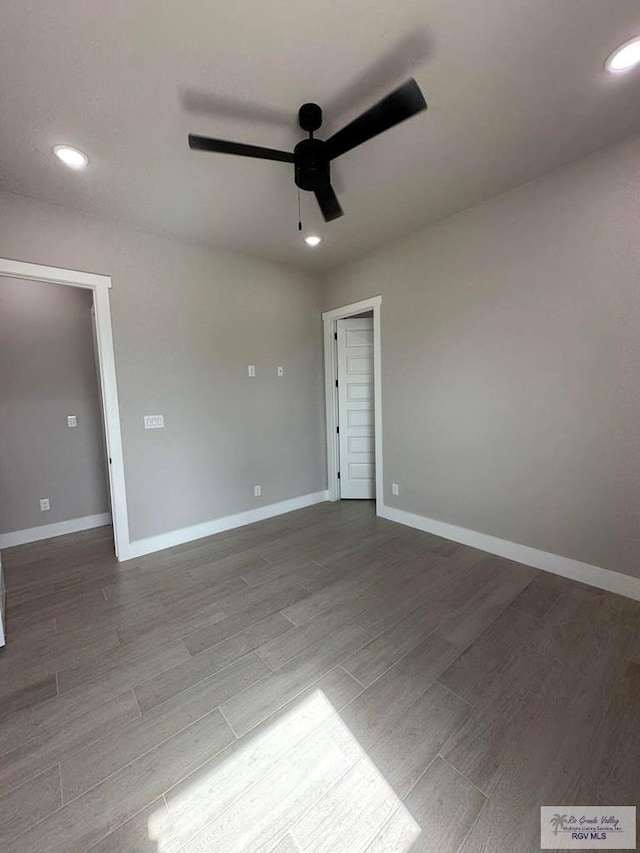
[188,78,427,223]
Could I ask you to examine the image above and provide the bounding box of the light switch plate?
[277,366,284,376]
[67,415,78,428]
[248,365,256,377]
[144,415,165,430]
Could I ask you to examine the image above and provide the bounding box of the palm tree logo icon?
[550,814,568,835]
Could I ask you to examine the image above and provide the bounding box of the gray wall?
[0,276,109,533]
[324,135,640,580]
[0,194,327,543]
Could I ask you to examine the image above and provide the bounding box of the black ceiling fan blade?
[314,183,344,222]
[188,134,294,163]
[325,78,427,161]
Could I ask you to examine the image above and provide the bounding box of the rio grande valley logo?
[540,807,636,849]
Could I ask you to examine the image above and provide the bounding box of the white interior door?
[90,304,112,513]
[337,317,375,499]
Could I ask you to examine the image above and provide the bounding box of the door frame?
[322,296,382,504]
[0,257,130,558]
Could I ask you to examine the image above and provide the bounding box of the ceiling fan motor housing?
[295,102,330,192]
[294,138,330,191]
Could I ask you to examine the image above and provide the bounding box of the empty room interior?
[1,3,639,852]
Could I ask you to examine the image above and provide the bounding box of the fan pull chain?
[297,187,302,231]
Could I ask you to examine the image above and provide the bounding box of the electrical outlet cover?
[144,415,164,429]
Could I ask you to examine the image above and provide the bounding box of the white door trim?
[0,257,130,558]
[322,296,383,505]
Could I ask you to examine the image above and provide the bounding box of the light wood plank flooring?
[0,501,638,852]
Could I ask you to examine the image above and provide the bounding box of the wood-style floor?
[0,501,638,853]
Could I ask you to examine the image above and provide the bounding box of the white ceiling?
[1,0,639,273]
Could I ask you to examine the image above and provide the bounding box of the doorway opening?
[0,258,129,559]
[322,296,382,507]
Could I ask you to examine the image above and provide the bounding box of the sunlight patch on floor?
[149,690,421,852]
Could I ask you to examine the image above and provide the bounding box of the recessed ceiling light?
[605,36,640,73]
[305,234,322,247]
[53,145,89,168]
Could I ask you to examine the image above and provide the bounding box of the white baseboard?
[378,503,640,602]
[121,491,330,561]
[0,513,112,550]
